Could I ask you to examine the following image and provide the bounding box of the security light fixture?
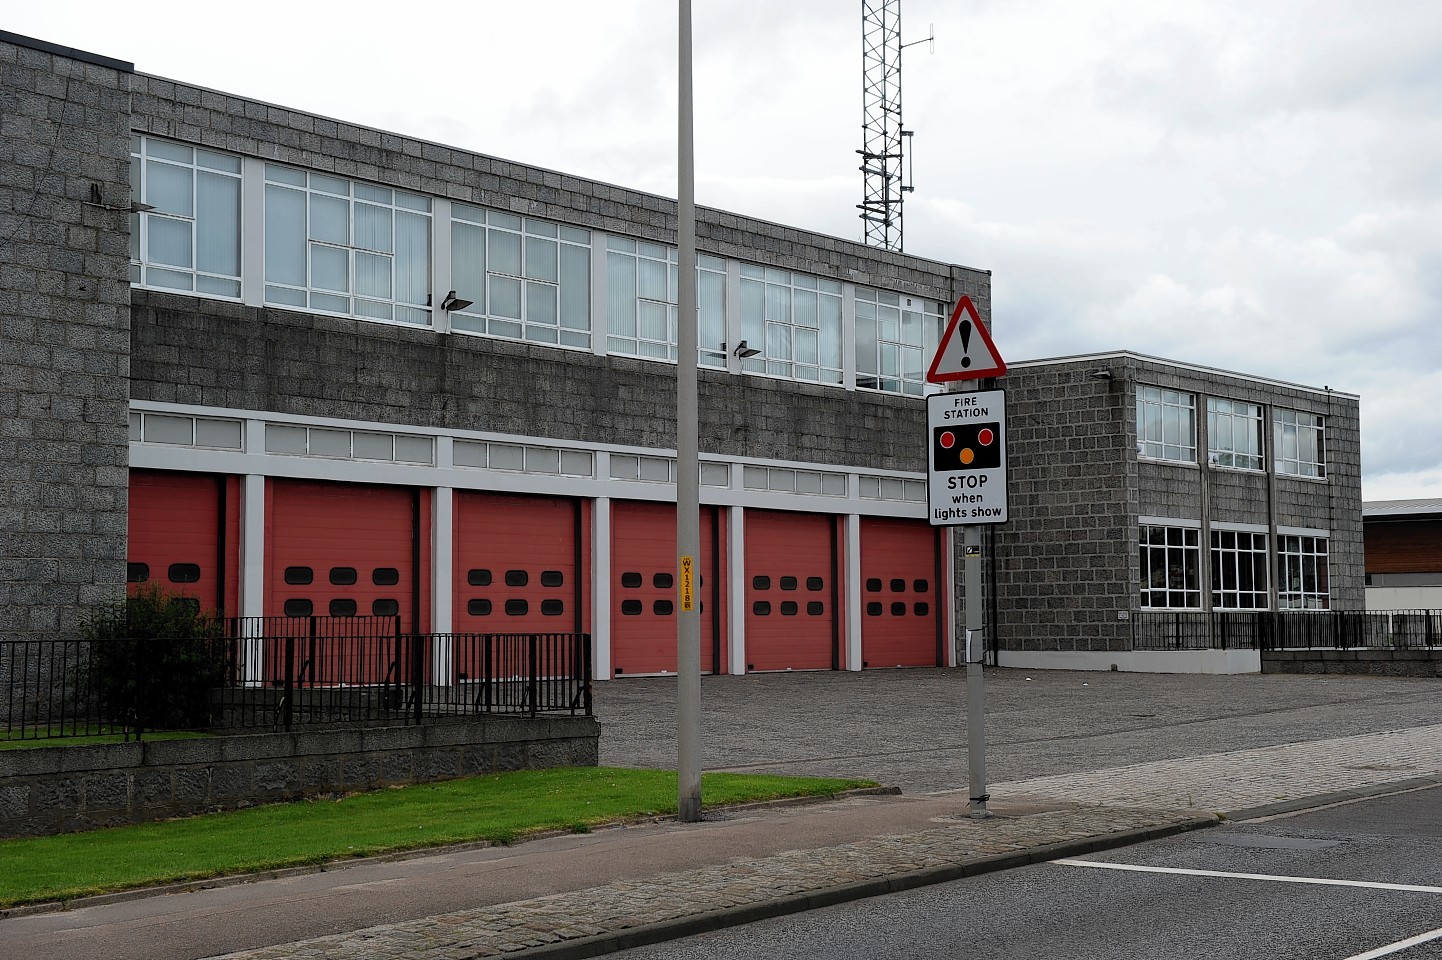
[726,339,761,359]
[1088,368,1113,381]
[439,291,473,313]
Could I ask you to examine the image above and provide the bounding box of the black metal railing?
[1130,609,1442,652]
[3,620,591,743]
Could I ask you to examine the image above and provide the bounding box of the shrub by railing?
[1131,609,1442,652]
[3,618,592,742]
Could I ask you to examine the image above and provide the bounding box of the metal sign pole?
[964,522,989,818]
[675,0,702,824]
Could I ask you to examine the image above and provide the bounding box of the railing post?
[411,632,424,726]
[132,636,145,743]
[528,634,538,720]
[283,633,294,731]
[484,634,493,715]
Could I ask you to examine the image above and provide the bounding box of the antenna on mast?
[858,2,932,252]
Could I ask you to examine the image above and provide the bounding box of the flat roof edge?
[1008,350,1359,401]
[0,31,133,73]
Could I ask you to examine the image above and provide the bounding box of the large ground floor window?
[1139,524,1201,609]
[1278,535,1330,609]
[1211,530,1269,609]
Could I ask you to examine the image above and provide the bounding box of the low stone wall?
[1262,648,1442,677]
[0,716,599,838]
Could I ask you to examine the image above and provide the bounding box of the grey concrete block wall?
[0,34,134,640]
[992,361,1135,653]
[0,717,600,837]
[130,293,933,472]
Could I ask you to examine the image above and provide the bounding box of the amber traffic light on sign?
[932,423,1001,470]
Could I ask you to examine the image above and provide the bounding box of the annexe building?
[993,352,1363,673]
[2,31,988,677]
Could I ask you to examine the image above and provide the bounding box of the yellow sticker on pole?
[680,556,695,612]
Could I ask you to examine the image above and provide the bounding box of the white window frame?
[853,289,944,396]
[262,164,433,327]
[1277,534,1330,609]
[450,206,592,348]
[1274,408,1327,479]
[739,265,843,384]
[1206,397,1263,471]
[604,238,726,366]
[129,136,243,298]
[1210,529,1269,609]
[1138,522,1202,609]
[1136,386,1197,463]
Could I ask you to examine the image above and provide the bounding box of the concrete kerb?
[515,815,1221,960]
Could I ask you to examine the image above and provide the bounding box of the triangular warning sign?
[926,295,1006,383]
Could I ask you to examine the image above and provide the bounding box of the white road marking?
[1052,859,1442,895]
[1341,926,1442,960]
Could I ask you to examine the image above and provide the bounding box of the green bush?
[81,587,231,731]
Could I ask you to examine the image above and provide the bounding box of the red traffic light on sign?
[932,423,1001,470]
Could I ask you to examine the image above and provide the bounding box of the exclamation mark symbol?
[958,318,973,368]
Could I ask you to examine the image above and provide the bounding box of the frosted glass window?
[131,137,241,298]
[309,429,351,457]
[453,440,487,468]
[742,267,843,383]
[353,432,394,460]
[639,457,671,482]
[526,447,561,475]
[394,435,434,464]
[194,418,243,449]
[144,415,192,445]
[490,444,524,470]
[607,240,723,364]
[265,425,308,454]
[264,164,431,325]
[854,289,944,395]
[560,450,594,476]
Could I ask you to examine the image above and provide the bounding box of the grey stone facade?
[0,33,135,639]
[995,353,1364,654]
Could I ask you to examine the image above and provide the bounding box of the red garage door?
[127,470,240,616]
[453,491,588,636]
[610,501,725,677]
[744,510,837,672]
[860,518,942,668]
[266,480,429,684]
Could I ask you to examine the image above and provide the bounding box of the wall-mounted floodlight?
[1088,368,1113,381]
[725,339,761,359]
[439,290,473,313]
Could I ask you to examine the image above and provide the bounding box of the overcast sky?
[13,1,1442,501]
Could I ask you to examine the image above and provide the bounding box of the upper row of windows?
[128,136,947,397]
[1136,385,1327,479]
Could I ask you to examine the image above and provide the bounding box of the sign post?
[926,295,1006,820]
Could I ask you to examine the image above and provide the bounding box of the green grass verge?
[0,767,873,907]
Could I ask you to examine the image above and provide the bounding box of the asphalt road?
[611,782,1442,960]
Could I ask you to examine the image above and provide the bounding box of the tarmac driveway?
[594,667,1442,794]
